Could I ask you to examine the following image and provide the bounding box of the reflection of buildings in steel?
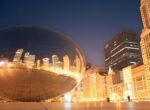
[63,55,70,71]
[36,59,41,68]
[10,48,82,81]
[23,52,35,68]
[75,48,85,76]
[12,48,84,76]
[52,55,59,68]
[74,55,80,73]
[56,61,63,69]
[0,58,8,67]
[13,48,24,63]
[42,57,50,69]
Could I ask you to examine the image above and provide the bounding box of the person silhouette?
[127,96,130,102]
[107,97,110,102]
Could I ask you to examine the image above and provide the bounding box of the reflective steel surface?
[0,69,77,101]
[0,27,85,101]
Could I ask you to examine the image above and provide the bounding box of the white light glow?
[64,94,72,102]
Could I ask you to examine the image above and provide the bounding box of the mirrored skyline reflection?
[8,48,82,80]
[0,26,86,82]
[0,27,83,62]
[0,47,83,82]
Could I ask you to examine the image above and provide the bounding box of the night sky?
[0,0,142,66]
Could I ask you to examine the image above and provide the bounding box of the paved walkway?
[0,102,149,110]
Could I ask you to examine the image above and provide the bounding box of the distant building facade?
[82,66,106,101]
[106,64,146,101]
[132,65,146,100]
[122,66,134,100]
[105,31,142,71]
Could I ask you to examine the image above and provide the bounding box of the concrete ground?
[0,101,150,110]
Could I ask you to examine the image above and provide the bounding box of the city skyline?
[0,0,142,65]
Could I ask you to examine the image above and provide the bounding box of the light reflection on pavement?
[0,102,149,110]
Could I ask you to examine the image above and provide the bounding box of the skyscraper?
[105,31,142,71]
[140,0,150,29]
[140,0,150,97]
[13,48,24,63]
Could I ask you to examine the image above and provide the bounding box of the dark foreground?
[0,101,149,110]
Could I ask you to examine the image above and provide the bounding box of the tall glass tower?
[104,31,142,71]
